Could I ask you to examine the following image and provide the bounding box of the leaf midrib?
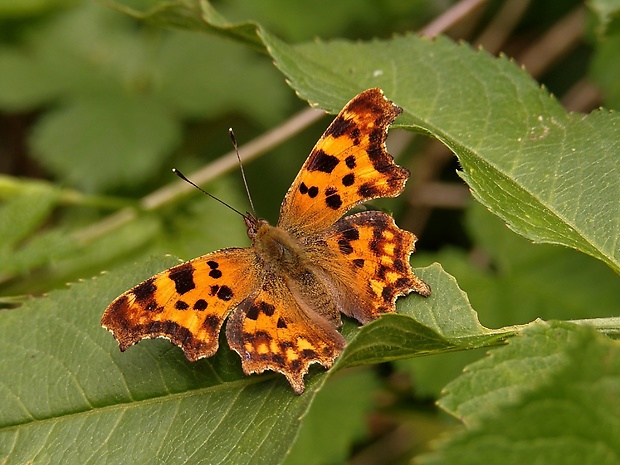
[414,116,614,268]
[0,374,276,432]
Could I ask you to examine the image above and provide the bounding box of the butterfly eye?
[244,215,266,240]
[244,220,257,239]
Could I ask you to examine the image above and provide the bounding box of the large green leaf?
[419,322,620,465]
[0,256,519,463]
[397,200,620,398]
[257,33,620,274]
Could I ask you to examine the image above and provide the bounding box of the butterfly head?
[244,214,270,241]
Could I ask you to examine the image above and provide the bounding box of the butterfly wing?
[102,248,261,361]
[226,274,346,394]
[278,88,407,235]
[309,211,431,324]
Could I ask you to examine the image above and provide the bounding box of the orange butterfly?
[102,88,430,394]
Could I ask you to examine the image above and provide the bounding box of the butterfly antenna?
[172,168,247,219]
[229,128,256,216]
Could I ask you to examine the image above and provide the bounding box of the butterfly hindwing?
[226,274,346,394]
[314,211,431,324]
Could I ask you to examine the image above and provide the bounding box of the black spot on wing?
[342,173,355,186]
[358,182,379,199]
[169,263,196,295]
[217,285,233,301]
[145,301,161,313]
[132,278,156,302]
[342,228,359,241]
[279,341,294,350]
[246,304,259,320]
[209,269,222,279]
[300,182,319,198]
[243,330,272,343]
[307,150,339,174]
[325,193,343,210]
[301,349,318,360]
[259,301,276,317]
[145,320,195,348]
[338,239,353,255]
[202,315,220,331]
[381,285,394,302]
[175,300,189,310]
[324,115,356,138]
[393,259,406,272]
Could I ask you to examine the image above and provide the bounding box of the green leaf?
[257,33,620,273]
[0,3,139,110]
[0,257,308,464]
[0,47,63,110]
[0,257,505,463]
[3,253,613,462]
[1,2,289,192]
[587,0,620,37]
[30,96,180,193]
[156,30,289,125]
[463,203,620,323]
[0,181,71,276]
[103,0,266,52]
[419,322,620,465]
[283,369,378,465]
[414,203,620,329]
[0,183,59,251]
[400,202,620,398]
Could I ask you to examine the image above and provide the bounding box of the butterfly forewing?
[278,88,407,235]
[102,248,260,361]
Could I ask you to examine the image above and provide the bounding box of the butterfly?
[101,88,431,394]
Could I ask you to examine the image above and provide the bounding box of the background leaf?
[31,96,180,192]
[419,322,620,465]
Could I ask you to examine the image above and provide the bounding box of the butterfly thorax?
[248,217,307,275]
